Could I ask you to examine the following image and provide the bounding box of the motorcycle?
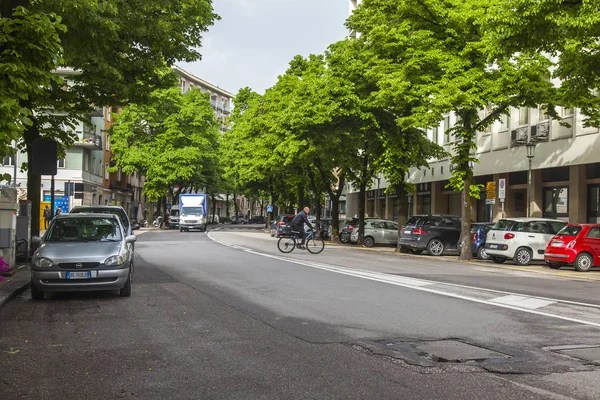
[152,216,163,228]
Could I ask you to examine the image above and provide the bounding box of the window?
[588,228,600,239]
[549,221,568,234]
[2,155,15,166]
[499,113,509,131]
[371,221,385,229]
[518,107,529,125]
[105,133,110,151]
[92,157,96,173]
[83,153,89,171]
[561,107,574,117]
[444,116,451,143]
[557,225,582,237]
[484,105,493,133]
[105,163,109,180]
[105,107,111,122]
[58,159,66,168]
[539,106,549,121]
[432,126,439,144]
[385,222,398,231]
[543,187,569,216]
[527,221,549,234]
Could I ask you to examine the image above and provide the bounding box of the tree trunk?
[357,180,366,246]
[395,184,409,252]
[211,193,217,224]
[25,126,41,236]
[225,194,230,218]
[458,177,473,261]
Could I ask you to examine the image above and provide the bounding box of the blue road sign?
[267,205,273,213]
[43,195,70,214]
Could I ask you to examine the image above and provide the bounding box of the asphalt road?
[2,226,600,399]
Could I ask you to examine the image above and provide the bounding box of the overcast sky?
[177,0,350,97]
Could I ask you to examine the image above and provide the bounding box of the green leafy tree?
[109,87,220,207]
[485,0,600,126]
[1,0,218,235]
[348,0,556,259]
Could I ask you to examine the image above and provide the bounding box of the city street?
[3,226,600,399]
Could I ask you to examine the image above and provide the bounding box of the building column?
[569,165,586,223]
[431,182,445,214]
[530,169,543,217]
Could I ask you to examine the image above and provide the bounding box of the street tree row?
[0,0,218,235]
[222,0,600,259]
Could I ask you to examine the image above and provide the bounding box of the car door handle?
[528,235,535,238]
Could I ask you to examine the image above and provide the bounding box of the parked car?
[69,205,139,236]
[30,213,136,299]
[167,209,180,229]
[232,214,249,224]
[544,224,600,272]
[397,215,462,256]
[250,216,267,225]
[270,214,295,237]
[340,218,376,243]
[485,218,567,266]
[459,222,495,260]
[350,219,399,247]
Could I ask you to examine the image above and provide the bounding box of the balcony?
[74,131,103,150]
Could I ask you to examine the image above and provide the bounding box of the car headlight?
[34,257,54,268]
[105,255,125,266]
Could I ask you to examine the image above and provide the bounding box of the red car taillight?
[504,233,515,239]
[349,225,354,231]
[472,232,477,242]
[278,221,286,226]
[413,228,426,235]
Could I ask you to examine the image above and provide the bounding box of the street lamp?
[526,142,536,217]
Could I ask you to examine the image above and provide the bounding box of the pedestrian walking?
[43,205,52,229]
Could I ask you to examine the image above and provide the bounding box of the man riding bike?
[290,207,314,249]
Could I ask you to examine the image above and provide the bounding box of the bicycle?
[277,229,325,254]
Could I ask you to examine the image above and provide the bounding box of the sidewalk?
[0,264,30,309]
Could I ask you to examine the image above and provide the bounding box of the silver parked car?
[350,219,399,247]
[30,213,136,299]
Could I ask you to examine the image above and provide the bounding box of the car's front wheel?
[31,282,44,300]
[363,236,375,248]
[574,252,594,272]
[426,239,445,256]
[120,267,132,297]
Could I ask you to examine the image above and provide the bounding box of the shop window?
[588,185,600,223]
[509,171,527,185]
[543,187,569,217]
[586,163,600,179]
[542,167,570,182]
[514,191,525,213]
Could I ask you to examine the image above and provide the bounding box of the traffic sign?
[267,205,273,213]
[498,178,506,200]
[486,181,496,199]
[485,198,496,205]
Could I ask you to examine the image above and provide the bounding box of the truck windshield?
[182,207,204,215]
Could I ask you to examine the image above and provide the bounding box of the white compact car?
[484,218,567,266]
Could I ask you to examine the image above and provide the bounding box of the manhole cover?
[414,340,511,363]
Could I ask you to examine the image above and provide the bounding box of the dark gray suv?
[398,215,462,256]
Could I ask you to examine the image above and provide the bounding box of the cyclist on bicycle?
[290,207,314,249]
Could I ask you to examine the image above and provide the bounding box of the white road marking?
[207,231,600,328]
[489,295,556,310]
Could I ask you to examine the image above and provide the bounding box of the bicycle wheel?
[277,237,296,253]
[306,238,325,254]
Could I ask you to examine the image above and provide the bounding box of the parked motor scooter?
[152,216,163,228]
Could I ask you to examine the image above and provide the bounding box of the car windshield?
[170,210,179,217]
[71,208,128,228]
[556,225,582,237]
[46,218,122,242]
[181,207,204,215]
[491,219,513,231]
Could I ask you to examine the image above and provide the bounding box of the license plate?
[404,230,412,234]
[66,271,91,279]
[489,244,498,249]
[551,241,563,247]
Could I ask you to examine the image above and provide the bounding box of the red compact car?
[544,224,600,272]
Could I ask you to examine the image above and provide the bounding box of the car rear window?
[556,225,582,237]
[491,219,513,231]
[549,221,567,234]
[403,217,420,227]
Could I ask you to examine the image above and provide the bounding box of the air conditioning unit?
[511,127,528,145]
[531,122,549,141]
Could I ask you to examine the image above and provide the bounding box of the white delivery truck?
[179,194,208,232]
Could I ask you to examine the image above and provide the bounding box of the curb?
[0,265,31,309]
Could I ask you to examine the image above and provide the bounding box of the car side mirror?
[31,236,42,245]
[132,224,140,231]
[125,235,137,243]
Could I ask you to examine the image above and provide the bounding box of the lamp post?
[526,142,536,217]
